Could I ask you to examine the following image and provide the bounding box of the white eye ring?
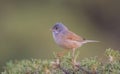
[54,30,59,34]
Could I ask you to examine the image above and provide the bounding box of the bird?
[51,23,98,59]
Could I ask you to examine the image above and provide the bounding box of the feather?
[82,40,99,44]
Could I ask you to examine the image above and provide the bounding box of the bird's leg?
[72,48,75,59]
[72,48,76,66]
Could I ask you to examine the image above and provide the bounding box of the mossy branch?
[1,48,120,74]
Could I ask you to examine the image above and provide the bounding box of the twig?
[75,65,98,74]
[58,64,70,74]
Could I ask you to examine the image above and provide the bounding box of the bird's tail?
[82,40,99,44]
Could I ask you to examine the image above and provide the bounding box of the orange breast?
[57,39,81,49]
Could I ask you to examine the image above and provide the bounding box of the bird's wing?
[65,31,84,42]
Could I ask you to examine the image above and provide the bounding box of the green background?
[0,0,120,72]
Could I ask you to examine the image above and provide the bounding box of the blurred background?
[0,0,120,72]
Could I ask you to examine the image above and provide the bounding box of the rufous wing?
[65,31,84,42]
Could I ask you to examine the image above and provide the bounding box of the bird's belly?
[56,39,81,49]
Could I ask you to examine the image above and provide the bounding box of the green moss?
[1,48,120,74]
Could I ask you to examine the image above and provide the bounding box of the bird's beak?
[49,28,53,31]
[50,28,55,32]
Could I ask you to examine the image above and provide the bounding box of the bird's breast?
[53,33,81,49]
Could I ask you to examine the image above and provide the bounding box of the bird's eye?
[55,27,58,30]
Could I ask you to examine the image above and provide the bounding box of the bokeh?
[0,0,120,72]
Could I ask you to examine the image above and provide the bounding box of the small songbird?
[51,23,98,58]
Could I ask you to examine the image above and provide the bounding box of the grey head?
[52,23,68,34]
